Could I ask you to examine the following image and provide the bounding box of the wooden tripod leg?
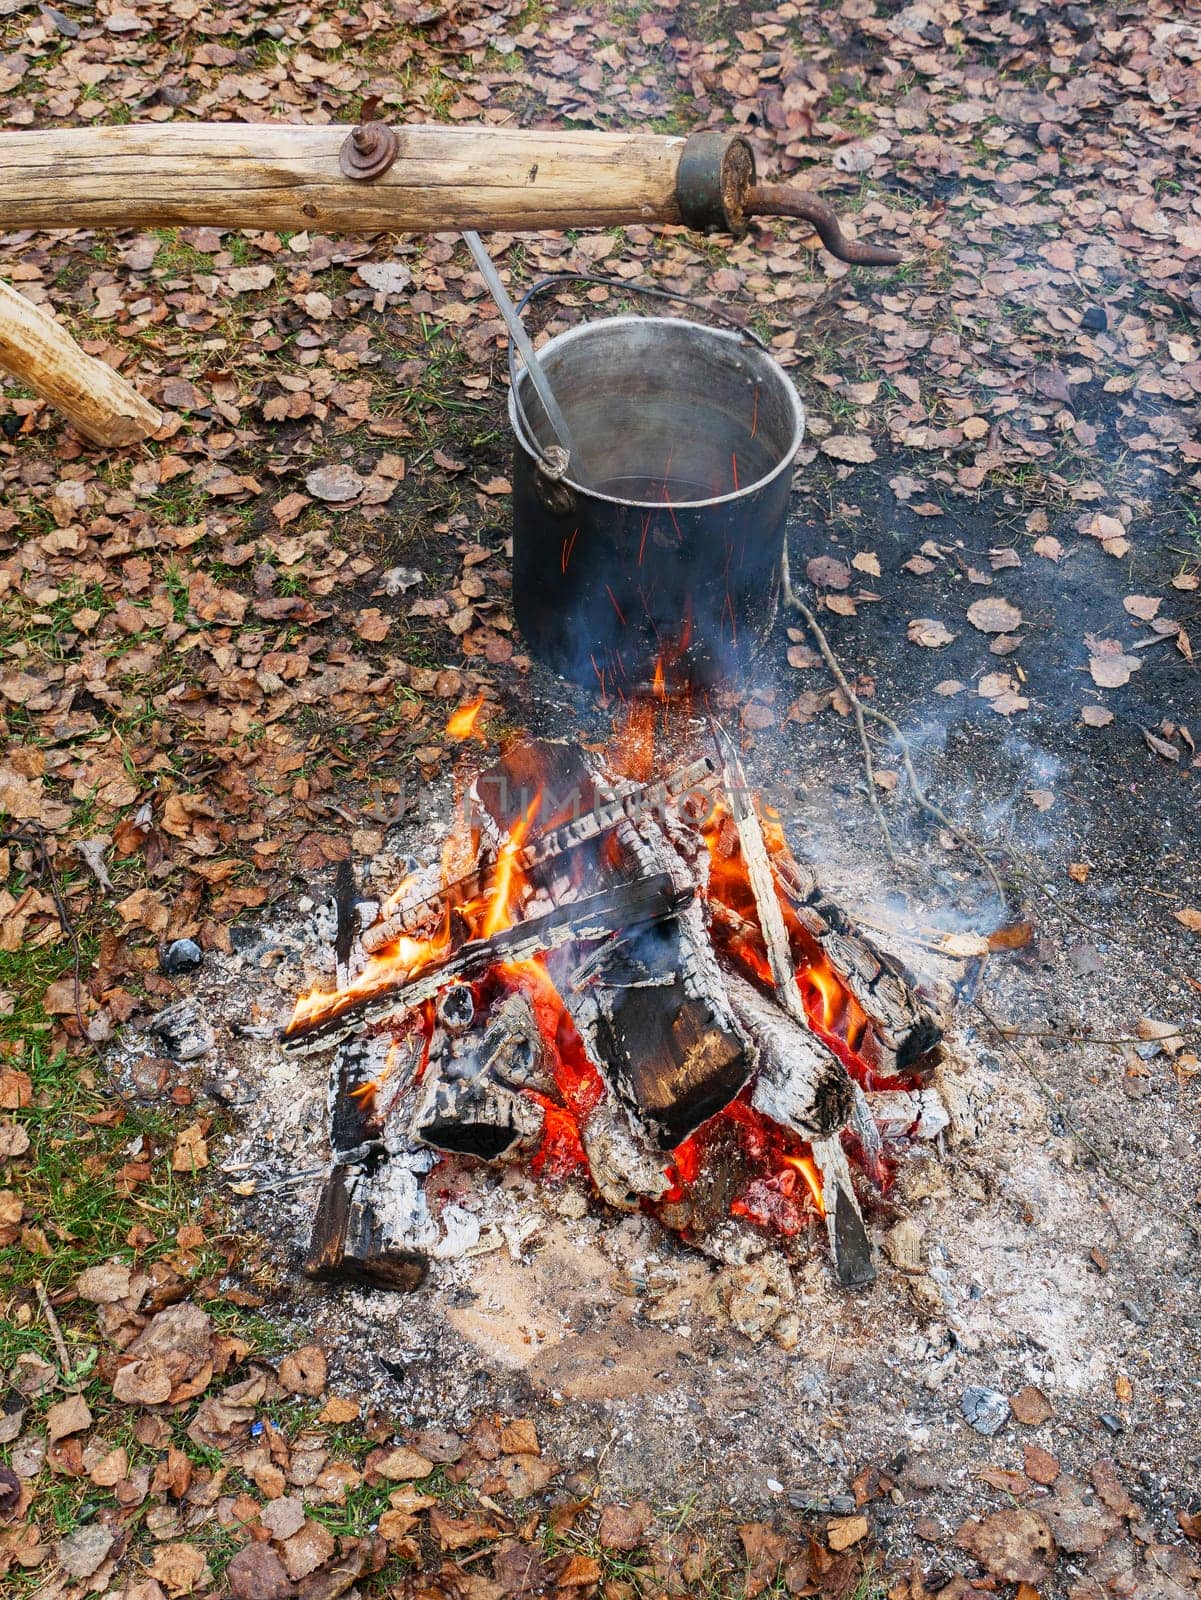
[0,277,160,446]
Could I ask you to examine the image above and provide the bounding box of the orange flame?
[783,1153,826,1216]
[446,695,486,741]
[481,790,540,938]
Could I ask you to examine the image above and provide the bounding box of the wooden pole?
[0,124,688,235]
[0,278,160,447]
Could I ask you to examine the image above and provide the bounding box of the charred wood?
[580,1096,671,1211]
[305,1159,428,1291]
[361,755,717,955]
[809,1134,875,1288]
[724,969,854,1139]
[280,873,687,1057]
[472,741,751,1149]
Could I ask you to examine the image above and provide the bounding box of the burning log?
[288,730,948,1299]
[281,872,688,1057]
[361,755,717,956]
[580,1098,671,1212]
[411,994,551,1161]
[473,742,751,1148]
[725,970,854,1139]
[775,856,942,1072]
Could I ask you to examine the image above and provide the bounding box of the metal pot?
[508,278,805,694]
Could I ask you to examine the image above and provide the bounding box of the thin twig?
[780,550,899,864]
[34,1280,77,1386]
[972,999,1201,1239]
[780,551,1011,909]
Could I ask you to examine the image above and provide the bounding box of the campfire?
[281,704,945,1298]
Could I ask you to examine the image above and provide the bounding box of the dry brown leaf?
[172,1123,208,1173]
[1173,908,1201,932]
[278,1345,327,1398]
[1124,594,1162,621]
[821,434,877,463]
[908,618,955,648]
[954,1510,1056,1584]
[1010,1385,1054,1425]
[46,1393,92,1442]
[828,1514,869,1551]
[806,556,852,590]
[304,465,363,503]
[967,597,1023,634]
[1081,705,1114,727]
[598,1501,653,1551]
[1089,653,1140,688]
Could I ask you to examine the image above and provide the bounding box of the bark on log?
[0,124,689,235]
[724,968,854,1139]
[0,276,161,446]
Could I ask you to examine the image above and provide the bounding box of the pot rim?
[507,314,806,511]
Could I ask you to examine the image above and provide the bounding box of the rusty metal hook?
[746,182,903,266]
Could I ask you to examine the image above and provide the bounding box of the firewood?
[809,1134,875,1288]
[0,275,161,446]
[472,742,752,1149]
[776,862,942,1070]
[362,756,716,955]
[280,873,688,1057]
[711,722,810,1026]
[580,1098,671,1211]
[411,993,551,1160]
[723,969,854,1138]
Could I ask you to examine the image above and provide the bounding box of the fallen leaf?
[1174,908,1201,932]
[149,1543,213,1596]
[1027,789,1055,811]
[955,1510,1056,1584]
[1143,728,1180,761]
[1011,1368,1053,1408]
[46,1392,92,1442]
[1081,705,1114,727]
[1124,594,1162,621]
[806,556,852,590]
[908,618,955,648]
[852,551,881,576]
[172,1122,208,1173]
[821,434,877,463]
[56,1523,115,1580]
[371,1445,435,1481]
[598,1501,653,1551]
[1024,1445,1061,1485]
[828,1514,870,1551]
[304,465,363,504]
[1039,1476,1122,1554]
[428,1509,505,1549]
[227,1542,296,1600]
[1089,654,1140,688]
[967,597,1023,634]
[278,1346,327,1398]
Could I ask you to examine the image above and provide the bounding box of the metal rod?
[746,185,903,266]
[462,230,591,485]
